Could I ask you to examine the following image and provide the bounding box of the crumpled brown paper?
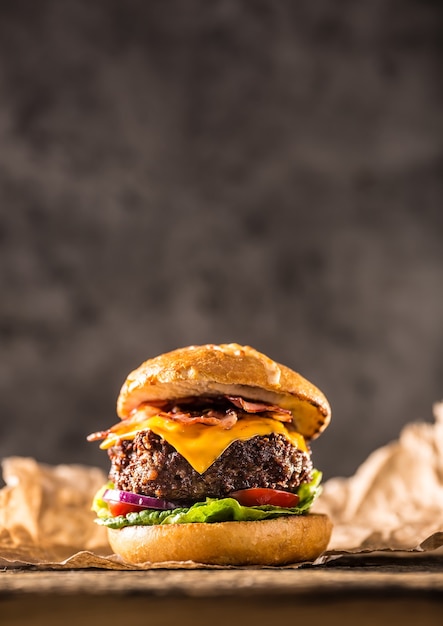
[1,403,443,569]
[0,456,117,566]
[312,401,443,554]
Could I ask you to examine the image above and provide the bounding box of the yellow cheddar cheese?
[100,414,307,474]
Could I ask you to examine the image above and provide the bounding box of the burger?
[88,343,332,565]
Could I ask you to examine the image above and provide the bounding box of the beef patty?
[108,430,313,503]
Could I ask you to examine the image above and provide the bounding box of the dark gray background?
[1,0,442,480]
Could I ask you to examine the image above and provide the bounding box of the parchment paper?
[1,402,442,569]
[312,401,443,554]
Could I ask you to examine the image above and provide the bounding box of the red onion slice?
[103,488,177,511]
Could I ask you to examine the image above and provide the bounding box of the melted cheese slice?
[100,414,307,474]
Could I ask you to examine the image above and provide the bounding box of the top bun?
[117,343,331,440]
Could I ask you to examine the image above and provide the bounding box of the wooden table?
[1,556,443,626]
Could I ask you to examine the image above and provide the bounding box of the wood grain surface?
[1,561,443,626]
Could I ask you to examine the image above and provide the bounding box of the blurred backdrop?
[1,0,442,480]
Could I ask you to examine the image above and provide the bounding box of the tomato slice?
[230,488,300,508]
[108,501,146,517]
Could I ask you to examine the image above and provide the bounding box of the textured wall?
[1,0,442,479]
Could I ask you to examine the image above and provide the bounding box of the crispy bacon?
[168,409,238,429]
[87,395,293,442]
[87,430,110,442]
[226,396,292,422]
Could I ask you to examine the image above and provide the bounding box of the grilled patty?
[108,430,313,503]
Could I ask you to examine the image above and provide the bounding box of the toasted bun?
[107,514,332,566]
[117,343,331,440]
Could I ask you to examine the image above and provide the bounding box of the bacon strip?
[168,409,238,429]
[87,430,110,442]
[87,395,293,442]
[226,396,292,422]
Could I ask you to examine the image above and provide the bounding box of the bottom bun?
[107,514,332,566]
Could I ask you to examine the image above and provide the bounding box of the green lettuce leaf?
[93,469,323,529]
